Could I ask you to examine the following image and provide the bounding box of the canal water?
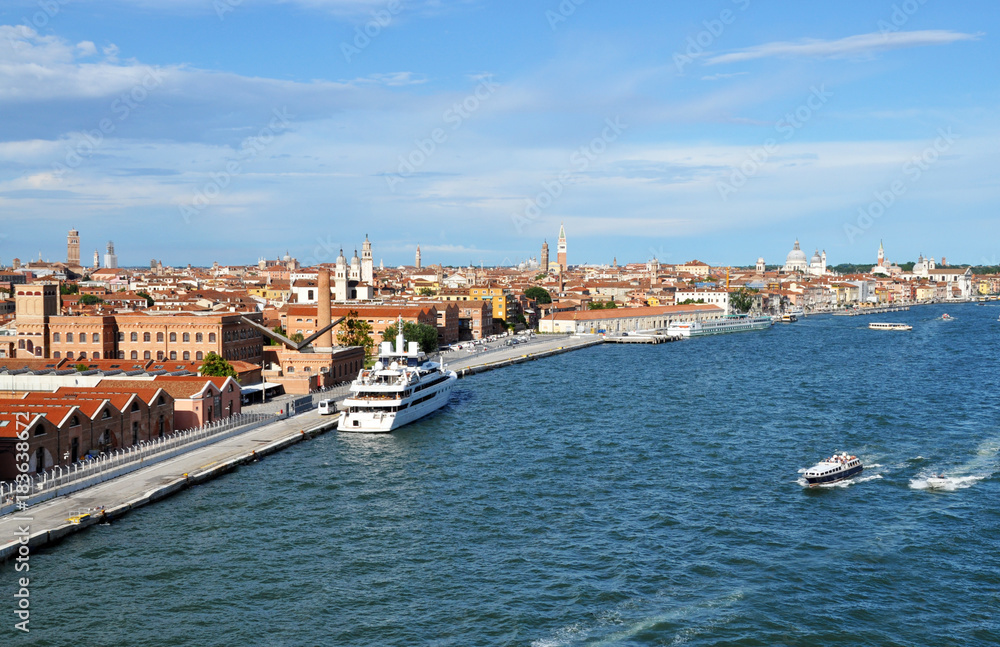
[7,303,1000,646]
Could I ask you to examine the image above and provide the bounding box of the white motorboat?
[338,318,457,433]
[869,322,912,331]
[803,452,864,486]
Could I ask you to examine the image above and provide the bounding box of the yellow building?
[469,285,516,324]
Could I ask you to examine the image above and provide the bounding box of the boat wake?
[910,474,983,491]
[796,473,882,488]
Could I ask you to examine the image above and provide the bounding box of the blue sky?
[1,0,997,268]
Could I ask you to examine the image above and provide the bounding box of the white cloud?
[705,30,979,65]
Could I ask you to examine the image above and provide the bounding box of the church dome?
[786,239,807,266]
[811,249,822,265]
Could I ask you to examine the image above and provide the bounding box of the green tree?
[200,352,238,379]
[136,291,154,307]
[290,332,304,343]
[729,287,758,314]
[588,300,618,310]
[74,363,89,372]
[79,294,103,306]
[418,287,435,296]
[678,298,705,306]
[336,310,375,356]
[60,283,79,295]
[534,272,547,281]
[382,321,438,353]
[525,286,552,304]
[269,325,287,346]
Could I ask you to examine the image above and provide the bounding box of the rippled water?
[8,303,1000,646]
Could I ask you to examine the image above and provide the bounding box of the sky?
[0,0,998,269]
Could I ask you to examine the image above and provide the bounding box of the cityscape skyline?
[2,1,998,266]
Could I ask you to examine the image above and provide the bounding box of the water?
[7,303,1000,646]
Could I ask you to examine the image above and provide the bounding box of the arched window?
[53,332,60,342]
[118,351,124,359]
[156,351,164,360]
[169,351,177,360]
[131,332,138,342]
[66,351,74,359]
[143,332,151,342]
[196,333,203,343]
[53,351,61,359]
[169,332,176,342]
[131,402,140,412]
[118,332,125,342]
[79,333,87,343]
[183,333,190,342]
[93,352,100,359]
[79,352,87,360]
[70,416,80,427]
[130,351,138,359]
[183,351,190,360]
[66,332,74,342]
[196,351,203,360]
[143,351,151,360]
[156,332,164,342]
[209,333,216,343]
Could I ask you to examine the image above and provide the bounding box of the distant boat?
[667,314,771,337]
[925,474,949,489]
[869,322,912,331]
[941,313,953,320]
[803,452,864,486]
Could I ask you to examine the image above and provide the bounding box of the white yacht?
[667,314,772,338]
[338,320,457,433]
[803,452,864,486]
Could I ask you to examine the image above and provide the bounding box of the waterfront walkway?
[0,408,336,560]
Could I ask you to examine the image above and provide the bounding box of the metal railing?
[0,412,277,515]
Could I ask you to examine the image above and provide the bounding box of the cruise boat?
[803,452,864,486]
[667,314,772,338]
[869,322,912,331]
[779,313,798,323]
[338,319,457,433]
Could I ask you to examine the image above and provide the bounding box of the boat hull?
[805,464,864,486]
[669,317,771,337]
[337,373,457,433]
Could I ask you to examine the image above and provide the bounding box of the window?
[53,351,61,358]
[143,332,151,342]
[156,351,164,360]
[66,332,73,342]
[118,332,125,342]
[53,332,61,342]
[209,333,216,343]
[196,351,203,360]
[195,333,203,343]
[70,416,80,427]
[131,402,140,412]
[228,384,233,393]
[79,352,87,360]
[144,351,151,360]
[131,332,138,342]
[157,332,164,342]
[169,351,177,360]
[183,333,190,342]
[158,396,165,406]
[183,351,190,360]
[130,351,138,359]
[93,335,100,343]
[118,351,124,359]
[169,332,177,342]
[93,352,100,359]
[102,409,112,419]
[287,366,295,373]
[67,351,74,359]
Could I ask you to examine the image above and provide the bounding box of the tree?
[678,298,705,306]
[336,310,375,356]
[60,284,79,295]
[525,286,552,304]
[79,294,103,306]
[588,300,618,310]
[382,321,438,353]
[534,272,547,281]
[290,332,304,343]
[74,363,89,372]
[136,291,154,307]
[729,287,758,314]
[418,287,435,296]
[269,325,287,346]
[200,352,238,379]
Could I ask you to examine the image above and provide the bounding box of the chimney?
[317,268,332,348]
